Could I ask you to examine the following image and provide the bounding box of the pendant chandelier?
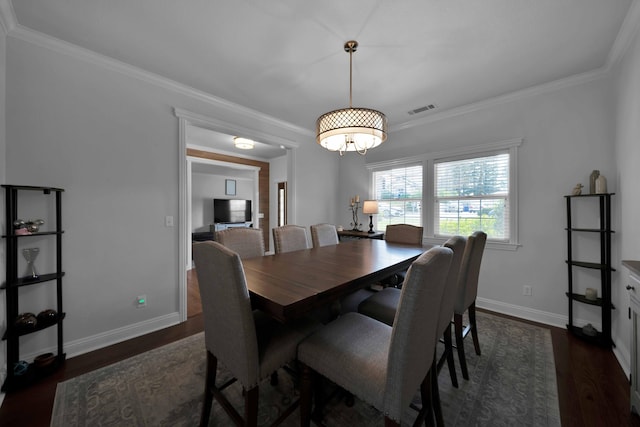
[316,40,387,156]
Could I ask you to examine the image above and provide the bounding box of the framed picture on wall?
[225,179,236,196]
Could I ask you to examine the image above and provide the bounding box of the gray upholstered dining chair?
[272,224,309,253]
[215,227,265,259]
[357,236,467,391]
[310,223,339,248]
[381,223,424,287]
[298,246,453,427]
[454,230,487,380]
[192,241,320,427]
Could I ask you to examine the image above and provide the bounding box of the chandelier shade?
[316,40,387,155]
[316,107,387,152]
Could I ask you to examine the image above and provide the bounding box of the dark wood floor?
[1,275,639,426]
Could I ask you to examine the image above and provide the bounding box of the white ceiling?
[5,0,637,157]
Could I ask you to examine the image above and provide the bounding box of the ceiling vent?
[408,104,438,115]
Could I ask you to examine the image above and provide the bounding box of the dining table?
[241,238,429,323]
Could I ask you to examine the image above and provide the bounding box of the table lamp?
[362,200,379,233]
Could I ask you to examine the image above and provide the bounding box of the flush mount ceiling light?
[233,137,254,150]
[316,40,387,156]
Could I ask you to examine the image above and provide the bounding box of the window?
[372,164,423,230]
[434,152,510,241]
[367,138,520,250]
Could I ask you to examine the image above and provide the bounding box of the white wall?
[339,76,618,331]
[3,34,330,358]
[613,16,640,374]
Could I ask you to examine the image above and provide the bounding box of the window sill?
[424,237,520,251]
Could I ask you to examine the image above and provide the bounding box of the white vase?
[595,174,607,194]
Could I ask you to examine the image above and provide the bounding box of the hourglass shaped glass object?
[22,247,40,279]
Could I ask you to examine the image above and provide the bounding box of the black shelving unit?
[565,193,615,347]
[2,185,66,391]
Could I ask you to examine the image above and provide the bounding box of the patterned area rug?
[50,311,561,426]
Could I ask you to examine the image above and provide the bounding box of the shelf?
[565,193,614,348]
[1,353,66,392]
[2,184,66,391]
[567,325,612,348]
[566,260,616,271]
[1,184,64,193]
[564,193,615,198]
[565,227,614,233]
[2,230,64,238]
[2,312,66,340]
[565,292,616,309]
[1,272,65,289]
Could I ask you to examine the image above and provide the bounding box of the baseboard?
[20,312,182,362]
[477,297,567,328]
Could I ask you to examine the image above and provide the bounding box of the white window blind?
[373,164,422,229]
[434,152,510,240]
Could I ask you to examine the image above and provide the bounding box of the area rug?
[50,311,561,426]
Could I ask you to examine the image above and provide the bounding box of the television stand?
[213,222,252,232]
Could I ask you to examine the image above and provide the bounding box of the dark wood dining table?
[241,239,429,323]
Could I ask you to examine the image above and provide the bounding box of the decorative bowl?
[15,312,37,331]
[34,352,56,370]
[37,309,58,325]
[13,360,30,376]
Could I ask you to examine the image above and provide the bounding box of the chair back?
[437,236,467,336]
[192,241,260,387]
[384,246,452,420]
[272,224,309,253]
[310,223,339,248]
[215,227,265,259]
[384,224,424,245]
[454,231,487,314]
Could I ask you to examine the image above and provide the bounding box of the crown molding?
[392,0,640,133]
[0,0,16,34]
[3,14,313,139]
[605,0,640,70]
[174,108,300,150]
[392,67,608,132]
[3,0,639,136]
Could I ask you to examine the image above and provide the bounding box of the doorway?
[175,108,299,322]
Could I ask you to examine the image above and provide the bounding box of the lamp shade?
[316,108,387,153]
[362,200,379,215]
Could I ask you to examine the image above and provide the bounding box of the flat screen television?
[214,199,252,223]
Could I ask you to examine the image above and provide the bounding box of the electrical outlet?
[136,295,147,308]
[523,285,532,296]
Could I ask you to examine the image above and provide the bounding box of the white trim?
[4,20,311,138]
[0,0,16,34]
[606,0,640,70]
[176,108,301,149]
[477,297,566,329]
[22,312,181,361]
[178,116,188,322]
[367,138,522,247]
[392,70,608,131]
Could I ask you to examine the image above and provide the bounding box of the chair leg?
[421,370,435,427]
[300,363,313,427]
[384,417,401,427]
[454,313,469,380]
[244,386,259,427]
[431,358,444,427]
[468,303,481,356]
[443,324,458,388]
[200,351,217,427]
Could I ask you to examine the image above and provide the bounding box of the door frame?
[174,108,299,321]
